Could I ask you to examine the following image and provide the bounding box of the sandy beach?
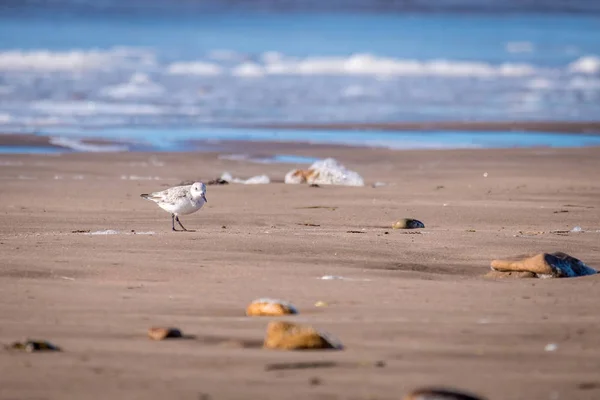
[1,144,600,400]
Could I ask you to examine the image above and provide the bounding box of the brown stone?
[403,388,486,400]
[148,327,183,340]
[263,321,342,350]
[246,298,298,316]
[489,252,597,278]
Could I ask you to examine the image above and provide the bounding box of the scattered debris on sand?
[220,172,270,184]
[285,158,364,186]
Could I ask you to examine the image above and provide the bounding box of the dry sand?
[1,144,600,400]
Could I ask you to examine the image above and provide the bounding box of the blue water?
[0,2,599,151]
[31,126,600,152]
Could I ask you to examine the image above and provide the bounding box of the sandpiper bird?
[140,182,207,231]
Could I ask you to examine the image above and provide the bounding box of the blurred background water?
[0,0,599,150]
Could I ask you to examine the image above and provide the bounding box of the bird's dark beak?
[202,194,208,203]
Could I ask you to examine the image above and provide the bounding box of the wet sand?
[244,121,600,134]
[1,145,600,400]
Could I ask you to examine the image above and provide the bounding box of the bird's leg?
[175,216,188,231]
[171,214,177,231]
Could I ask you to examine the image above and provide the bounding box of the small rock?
[246,298,298,316]
[263,321,343,350]
[403,388,486,400]
[8,340,61,352]
[392,218,425,229]
[489,252,597,278]
[148,327,183,340]
[314,301,328,307]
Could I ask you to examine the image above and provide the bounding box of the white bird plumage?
[140,181,207,231]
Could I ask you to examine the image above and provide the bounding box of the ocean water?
[0,1,599,151]
[30,126,600,153]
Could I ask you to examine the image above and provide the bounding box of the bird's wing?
[152,185,191,204]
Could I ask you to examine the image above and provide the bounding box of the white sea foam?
[49,136,129,152]
[231,62,265,77]
[100,73,164,99]
[257,53,536,77]
[527,78,554,89]
[0,47,155,71]
[167,61,223,75]
[568,77,600,89]
[220,171,270,184]
[32,101,166,116]
[342,85,372,98]
[17,116,74,127]
[261,51,284,64]
[568,55,600,74]
[1,46,598,130]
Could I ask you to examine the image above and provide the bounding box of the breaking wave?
[0,47,598,127]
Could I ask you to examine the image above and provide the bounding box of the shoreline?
[239,120,600,134]
[2,120,600,155]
